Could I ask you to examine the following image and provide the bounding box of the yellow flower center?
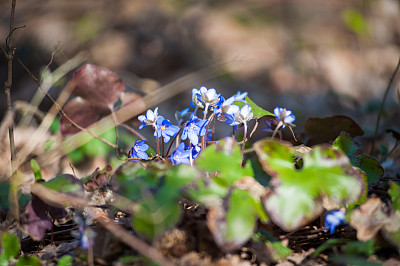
[161,125,166,131]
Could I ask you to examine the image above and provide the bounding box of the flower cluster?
[129,86,296,165]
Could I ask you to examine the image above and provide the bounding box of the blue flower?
[324,210,346,234]
[170,143,191,165]
[154,116,180,143]
[274,107,295,128]
[181,116,208,145]
[262,118,274,133]
[197,86,221,107]
[190,143,201,159]
[130,140,149,160]
[138,107,159,129]
[224,104,253,127]
[233,91,247,102]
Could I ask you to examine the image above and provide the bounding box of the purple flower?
[324,210,346,234]
[154,117,180,143]
[138,107,159,129]
[274,107,295,128]
[130,140,149,160]
[181,116,208,145]
[262,118,274,133]
[170,143,191,165]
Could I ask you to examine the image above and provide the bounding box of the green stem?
[371,57,400,155]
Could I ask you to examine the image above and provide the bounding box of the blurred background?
[1,0,400,175]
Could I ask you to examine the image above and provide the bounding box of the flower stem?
[241,122,248,166]
[155,126,160,156]
[271,121,283,139]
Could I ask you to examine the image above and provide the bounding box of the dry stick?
[371,56,400,155]
[1,0,17,167]
[30,183,174,266]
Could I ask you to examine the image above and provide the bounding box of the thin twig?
[371,56,400,155]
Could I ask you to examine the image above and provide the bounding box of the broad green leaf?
[187,177,228,206]
[57,255,73,266]
[0,233,20,261]
[332,131,359,157]
[225,189,259,244]
[132,199,180,239]
[42,174,84,196]
[344,239,375,256]
[206,189,262,251]
[196,138,254,187]
[254,139,364,231]
[30,159,42,181]
[111,161,167,201]
[333,132,383,184]
[389,183,400,211]
[163,164,199,198]
[16,255,41,266]
[234,96,274,119]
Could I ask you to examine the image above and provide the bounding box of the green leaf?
[111,161,167,201]
[206,188,262,251]
[57,255,73,266]
[389,183,400,212]
[332,131,359,157]
[333,132,383,184]
[254,139,364,231]
[132,199,180,239]
[265,240,291,261]
[16,255,41,266]
[196,138,254,187]
[355,155,383,184]
[344,239,375,256]
[42,174,83,196]
[225,189,259,244]
[313,239,348,257]
[82,128,115,158]
[342,9,369,36]
[234,96,274,119]
[0,233,20,261]
[30,159,42,181]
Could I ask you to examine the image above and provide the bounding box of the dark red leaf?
[67,64,125,107]
[305,115,363,146]
[60,97,110,136]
